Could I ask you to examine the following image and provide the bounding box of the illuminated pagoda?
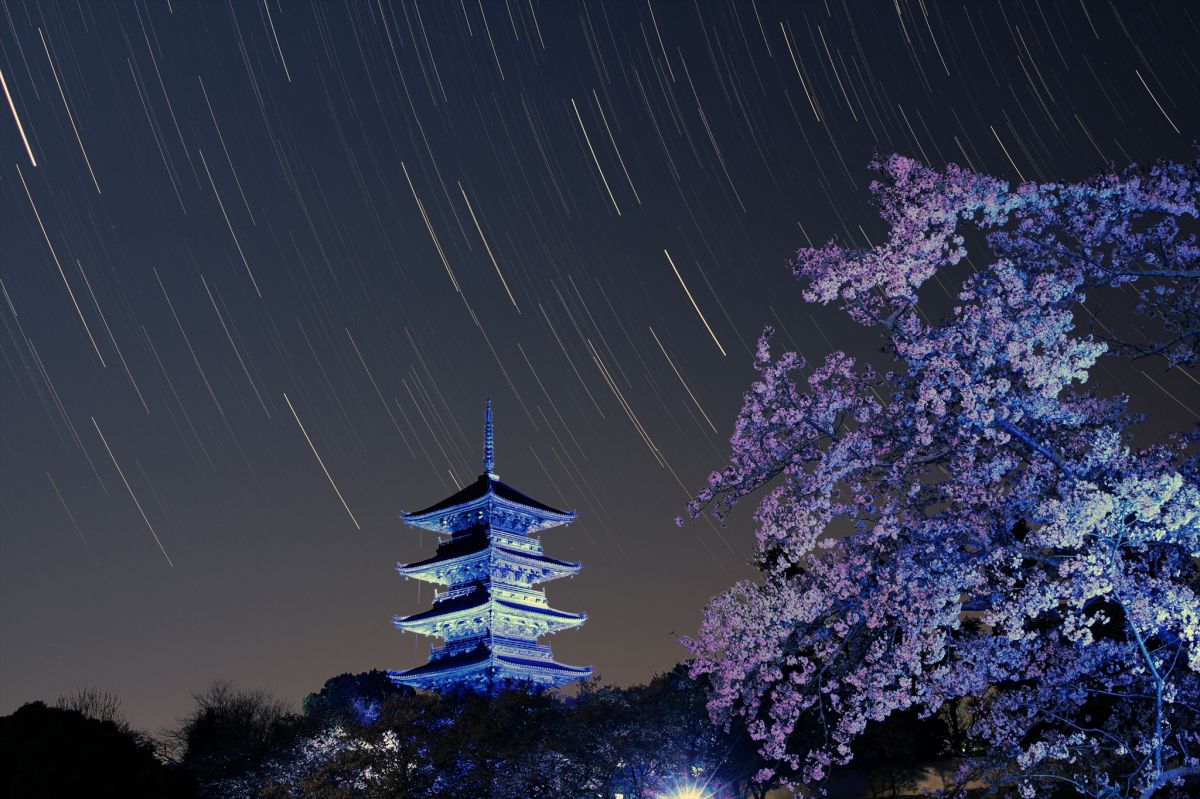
[390,399,590,694]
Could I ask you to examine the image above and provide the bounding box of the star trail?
[1,0,1197,731]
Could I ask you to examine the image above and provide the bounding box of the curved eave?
[395,549,485,583]
[497,601,586,632]
[394,593,488,632]
[494,496,575,526]
[394,612,473,633]
[395,563,450,584]
[401,476,575,532]
[389,647,490,682]
[524,565,579,584]
[496,654,592,677]
[395,602,586,636]
[402,497,574,532]
[494,546,581,578]
[393,614,463,636]
[537,618,584,634]
[390,652,592,688]
[396,545,580,584]
[497,599,586,623]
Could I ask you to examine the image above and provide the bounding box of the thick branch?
[995,419,1077,480]
[1138,766,1200,799]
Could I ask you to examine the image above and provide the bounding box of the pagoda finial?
[483,397,495,476]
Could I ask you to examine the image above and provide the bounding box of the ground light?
[661,784,711,799]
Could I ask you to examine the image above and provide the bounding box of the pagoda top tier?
[402,474,574,533]
[401,399,575,534]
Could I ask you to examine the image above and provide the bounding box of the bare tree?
[55,685,128,730]
[165,679,298,784]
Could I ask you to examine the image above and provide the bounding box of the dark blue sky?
[2,0,1197,731]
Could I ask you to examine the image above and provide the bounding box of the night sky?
[2,0,1197,733]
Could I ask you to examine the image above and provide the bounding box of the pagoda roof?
[390,647,591,684]
[394,588,585,629]
[496,654,591,675]
[495,546,580,573]
[395,588,488,626]
[397,538,581,577]
[399,531,489,568]
[403,474,574,528]
[395,645,489,677]
[496,599,585,622]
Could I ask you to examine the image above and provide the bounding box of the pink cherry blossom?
[684,153,1200,797]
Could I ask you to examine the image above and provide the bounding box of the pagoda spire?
[483,397,496,477]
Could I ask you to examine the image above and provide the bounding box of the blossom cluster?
[684,153,1200,797]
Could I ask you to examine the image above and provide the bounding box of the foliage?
[300,670,410,728]
[682,152,1200,797]
[7,670,941,798]
[246,666,771,799]
[0,701,194,798]
[168,680,302,794]
[565,666,755,799]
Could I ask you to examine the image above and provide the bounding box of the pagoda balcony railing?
[490,635,554,659]
[429,639,487,661]
[491,584,547,605]
[488,529,542,553]
[429,636,554,662]
[433,583,484,602]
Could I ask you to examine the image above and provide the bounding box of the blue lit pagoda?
[389,399,591,694]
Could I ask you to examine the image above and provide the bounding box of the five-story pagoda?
[390,399,591,693]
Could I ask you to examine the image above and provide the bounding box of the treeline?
[1,665,957,799]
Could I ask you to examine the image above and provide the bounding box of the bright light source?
[662,786,709,799]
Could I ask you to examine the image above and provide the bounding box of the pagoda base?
[389,645,590,694]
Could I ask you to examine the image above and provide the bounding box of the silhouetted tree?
[170,680,299,790]
[850,708,949,799]
[0,701,193,799]
[54,685,128,730]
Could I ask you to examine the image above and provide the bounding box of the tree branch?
[1138,765,1200,799]
[995,419,1077,480]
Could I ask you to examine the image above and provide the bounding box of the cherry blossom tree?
[682,152,1200,798]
